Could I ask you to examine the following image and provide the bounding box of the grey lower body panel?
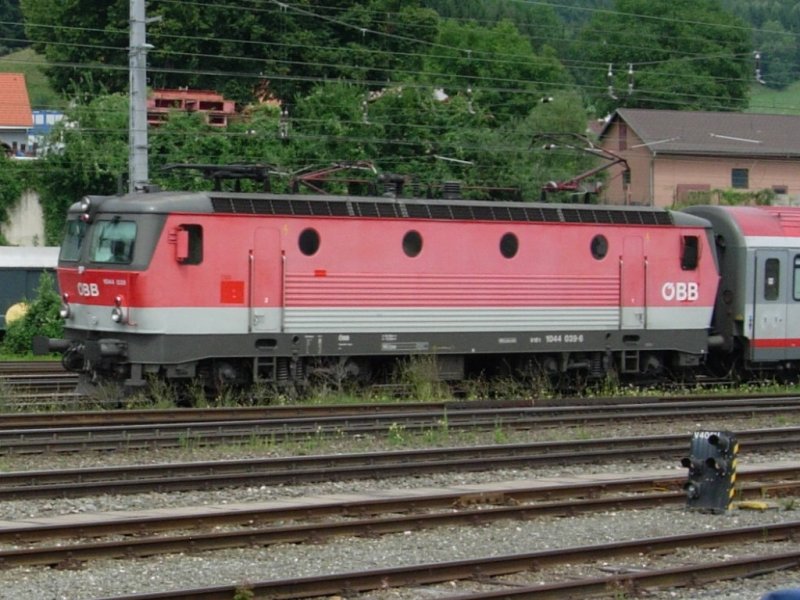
[70,327,709,366]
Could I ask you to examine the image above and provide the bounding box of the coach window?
[765,258,780,301]
[794,256,800,300]
[500,233,518,258]
[591,234,608,260]
[403,230,423,257]
[681,235,699,270]
[299,228,320,256]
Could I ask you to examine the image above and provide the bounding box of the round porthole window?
[500,233,518,258]
[299,228,320,256]
[403,230,423,257]
[591,234,608,260]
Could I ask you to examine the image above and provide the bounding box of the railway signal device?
[681,430,738,513]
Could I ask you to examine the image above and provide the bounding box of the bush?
[2,273,63,355]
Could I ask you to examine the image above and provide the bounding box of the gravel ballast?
[0,416,798,598]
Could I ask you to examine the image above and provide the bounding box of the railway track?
[0,464,797,570]
[90,531,800,600]
[6,465,792,600]
[91,535,797,600]
[0,360,81,401]
[1,427,800,499]
[0,397,798,454]
[0,382,796,598]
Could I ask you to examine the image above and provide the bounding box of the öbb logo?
[77,282,100,297]
[661,282,698,302]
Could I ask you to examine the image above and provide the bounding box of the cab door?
[620,236,646,329]
[752,250,788,361]
[250,228,283,332]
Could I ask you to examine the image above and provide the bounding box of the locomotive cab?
[37,193,177,386]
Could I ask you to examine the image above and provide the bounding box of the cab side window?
[181,225,203,265]
[681,236,699,271]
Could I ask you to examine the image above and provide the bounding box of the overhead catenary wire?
[0,1,794,152]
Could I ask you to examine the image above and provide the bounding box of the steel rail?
[0,395,798,429]
[1,399,800,454]
[0,475,797,569]
[442,553,800,599]
[0,429,798,499]
[90,522,800,600]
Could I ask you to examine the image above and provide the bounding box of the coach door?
[250,228,283,332]
[620,236,646,329]
[752,250,788,361]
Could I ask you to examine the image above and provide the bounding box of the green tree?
[0,154,25,237]
[34,93,128,242]
[423,0,565,53]
[752,20,797,89]
[20,0,440,103]
[0,0,25,55]
[573,0,751,114]
[424,19,572,123]
[2,272,62,356]
[20,0,128,96]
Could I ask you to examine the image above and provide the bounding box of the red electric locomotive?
[37,186,721,392]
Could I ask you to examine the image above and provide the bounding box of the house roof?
[600,108,800,158]
[0,73,32,128]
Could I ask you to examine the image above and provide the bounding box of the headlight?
[59,293,71,319]
[79,197,93,223]
[111,295,127,323]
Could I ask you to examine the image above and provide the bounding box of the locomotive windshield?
[90,219,137,264]
[60,218,87,262]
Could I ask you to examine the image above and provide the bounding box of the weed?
[388,422,406,445]
[232,586,254,600]
[395,355,450,401]
[493,419,509,444]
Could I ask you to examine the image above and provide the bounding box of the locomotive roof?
[73,190,711,228]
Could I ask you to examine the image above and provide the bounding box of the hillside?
[748,82,800,115]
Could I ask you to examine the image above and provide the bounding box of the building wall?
[0,128,29,154]
[652,155,800,207]
[600,119,800,208]
[598,120,652,206]
[1,191,46,246]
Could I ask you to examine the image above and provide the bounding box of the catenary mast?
[128,0,150,192]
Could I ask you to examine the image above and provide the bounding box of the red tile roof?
[0,73,33,128]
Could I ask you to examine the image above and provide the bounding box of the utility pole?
[128,0,150,192]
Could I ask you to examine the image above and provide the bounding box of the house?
[29,109,65,155]
[0,73,33,157]
[147,89,236,127]
[597,108,800,208]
